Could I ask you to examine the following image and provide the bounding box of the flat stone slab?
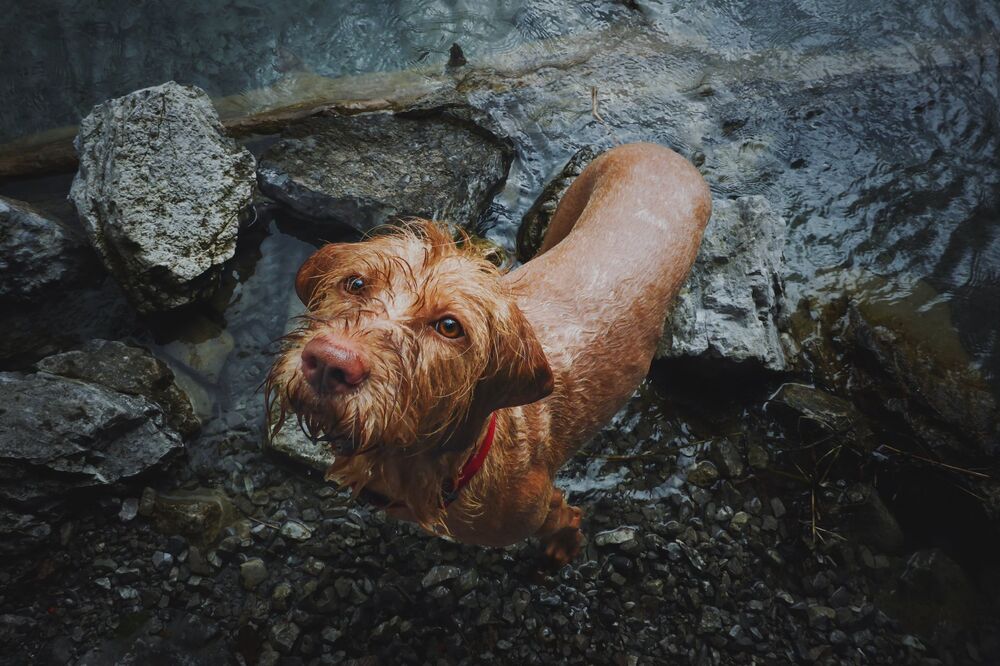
[257,109,511,232]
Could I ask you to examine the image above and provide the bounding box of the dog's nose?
[300,335,370,394]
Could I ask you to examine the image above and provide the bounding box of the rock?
[807,606,837,629]
[269,620,301,654]
[0,196,97,303]
[271,582,293,611]
[0,370,182,553]
[142,488,236,545]
[840,483,904,554]
[268,427,333,472]
[747,443,769,470]
[658,196,787,370]
[593,527,638,546]
[187,546,213,576]
[257,108,511,233]
[70,81,255,313]
[709,439,744,478]
[37,339,199,437]
[686,461,720,488]
[768,383,874,453]
[0,510,51,557]
[118,498,139,522]
[516,146,601,261]
[841,283,1000,456]
[240,558,268,590]
[422,565,462,589]
[893,549,976,632]
[697,606,723,634]
[151,551,173,571]
[279,520,313,542]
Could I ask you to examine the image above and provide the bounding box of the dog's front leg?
[535,487,583,565]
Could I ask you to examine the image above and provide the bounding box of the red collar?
[355,413,497,510]
[442,412,497,506]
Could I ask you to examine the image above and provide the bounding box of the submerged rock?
[257,107,511,232]
[0,196,97,303]
[840,483,905,554]
[768,383,874,453]
[70,81,256,313]
[141,488,236,545]
[659,196,787,370]
[841,283,999,456]
[36,339,199,437]
[0,370,183,553]
[892,548,977,634]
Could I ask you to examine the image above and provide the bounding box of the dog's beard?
[264,312,486,529]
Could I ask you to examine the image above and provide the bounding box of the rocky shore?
[1,11,999,663]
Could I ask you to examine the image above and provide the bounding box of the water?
[1,0,998,411]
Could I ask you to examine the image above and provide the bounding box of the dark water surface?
[6,0,997,393]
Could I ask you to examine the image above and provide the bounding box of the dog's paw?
[543,526,583,567]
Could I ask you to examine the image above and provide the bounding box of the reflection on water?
[0,0,997,398]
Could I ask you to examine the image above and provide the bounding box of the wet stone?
[240,558,268,590]
[269,620,300,654]
[729,511,750,532]
[271,582,293,611]
[594,526,638,546]
[687,461,720,488]
[422,565,461,589]
[279,520,313,542]
[258,108,511,233]
[807,606,837,629]
[118,498,139,522]
[710,439,745,478]
[747,444,769,470]
[151,551,173,571]
[698,606,723,634]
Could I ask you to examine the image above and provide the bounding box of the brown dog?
[267,143,710,562]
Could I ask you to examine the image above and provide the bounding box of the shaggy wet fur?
[267,222,551,529]
[267,143,711,561]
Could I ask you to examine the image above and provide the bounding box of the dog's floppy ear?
[295,244,343,306]
[482,301,554,410]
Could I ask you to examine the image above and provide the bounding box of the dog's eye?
[434,317,464,339]
[343,276,365,294]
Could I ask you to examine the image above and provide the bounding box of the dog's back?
[505,143,711,466]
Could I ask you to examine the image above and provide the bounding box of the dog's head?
[266,220,553,525]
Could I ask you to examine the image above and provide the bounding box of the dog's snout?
[301,335,370,394]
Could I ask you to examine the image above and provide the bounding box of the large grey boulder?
[0,196,96,303]
[0,345,189,554]
[257,108,511,232]
[658,196,787,370]
[70,81,256,313]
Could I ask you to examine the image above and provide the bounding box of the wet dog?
[267,143,710,562]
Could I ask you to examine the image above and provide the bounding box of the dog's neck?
[441,412,497,504]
